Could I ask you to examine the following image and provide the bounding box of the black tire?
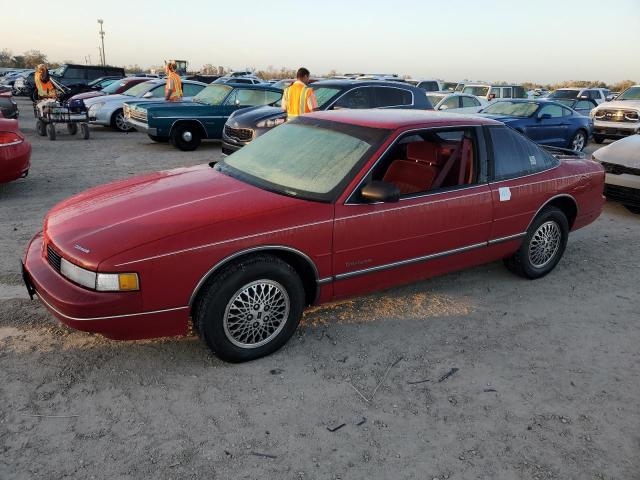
[593,135,605,144]
[110,109,133,132]
[195,254,305,363]
[80,123,90,140]
[624,205,640,214]
[171,123,202,151]
[503,206,569,279]
[47,123,56,141]
[35,119,47,136]
[67,123,78,135]
[148,134,168,143]
[569,129,587,152]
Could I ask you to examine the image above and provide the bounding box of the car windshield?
[462,86,490,96]
[194,84,233,105]
[219,119,384,201]
[549,90,579,99]
[441,82,457,91]
[426,94,446,105]
[271,79,293,90]
[482,101,539,117]
[616,86,640,101]
[553,99,576,107]
[122,81,156,97]
[102,80,130,94]
[310,86,342,108]
[50,66,66,77]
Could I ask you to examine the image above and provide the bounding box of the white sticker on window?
[529,155,537,166]
[499,187,511,202]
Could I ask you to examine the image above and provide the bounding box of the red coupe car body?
[22,110,605,343]
[0,118,31,184]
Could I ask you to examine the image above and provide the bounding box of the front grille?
[224,125,253,142]
[602,162,640,176]
[595,109,639,123]
[604,184,640,207]
[129,109,147,123]
[47,244,62,272]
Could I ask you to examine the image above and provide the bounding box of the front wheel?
[80,123,90,140]
[35,119,47,136]
[111,109,133,132]
[569,130,587,152]
[503,206,569,279]
[195,255,305,362]
[171,123,201,151]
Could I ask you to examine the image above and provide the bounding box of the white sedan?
[426,92,487,113]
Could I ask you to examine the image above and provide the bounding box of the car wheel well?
[545,196,577,229]
[170,120,207,139]
[190,249,318,317]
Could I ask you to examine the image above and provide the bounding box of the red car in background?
[65,77,149,112]
[1,117,31,183]
[22,110,604,362]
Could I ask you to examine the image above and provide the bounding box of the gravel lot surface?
[1,98,639,479]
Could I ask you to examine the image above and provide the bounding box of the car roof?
[217,82,281,92]
[305,109,502,129]
[312,79,417,89]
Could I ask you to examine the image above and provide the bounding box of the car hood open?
[44,165,313,269]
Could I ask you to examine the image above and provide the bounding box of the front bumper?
[21,233,189,339]
[87,107,112,126]
[593,119,640,138]
[126,116,156,135]
[604,171,640,207]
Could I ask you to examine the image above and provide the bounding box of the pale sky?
[2,0,639,84]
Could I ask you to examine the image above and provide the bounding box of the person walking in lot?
[164,60,183,102]
[282,67,317,118]
[34,64,58,116]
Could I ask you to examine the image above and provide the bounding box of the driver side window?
[538,104,563,117]
[333,88,372,109]
[150,85,165,98]
[358,128,478,200]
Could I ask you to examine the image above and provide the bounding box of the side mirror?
[235,99,241,106]
[142,92,153,98]
[538,113,552,121]
[360,181,400,203]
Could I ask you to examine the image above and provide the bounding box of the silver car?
[83,79,206,131]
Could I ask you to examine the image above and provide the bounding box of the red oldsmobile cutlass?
[22,110,605,362]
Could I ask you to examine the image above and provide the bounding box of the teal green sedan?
[124,83,283,151]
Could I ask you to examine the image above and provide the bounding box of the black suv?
[49,64,125,86]
[222,80,433,154]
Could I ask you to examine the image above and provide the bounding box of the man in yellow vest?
[282,67,317,118]
[164,61,183,101]
[34,64,58,116]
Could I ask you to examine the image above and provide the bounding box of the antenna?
[97,19,106,66]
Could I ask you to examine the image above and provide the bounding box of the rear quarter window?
[488,126,558,181]
[374,87,413,107]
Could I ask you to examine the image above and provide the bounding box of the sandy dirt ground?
[1,98,639,480]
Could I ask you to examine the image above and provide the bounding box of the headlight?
[256,117,286,128]
[59,257,139,291]
[88,102,105,114]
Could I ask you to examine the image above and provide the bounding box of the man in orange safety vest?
[282,67,317,118]
[34,64,58,117]
[164,60,183,101]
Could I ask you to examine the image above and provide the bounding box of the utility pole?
[97,19,106,66]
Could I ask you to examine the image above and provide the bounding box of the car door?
[331,126,493,299]
[486,125,562,243]
[437,95,460,111]
[528,103,568,146]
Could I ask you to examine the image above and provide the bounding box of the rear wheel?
[503,206,569,279]
[110,109,133,132]
[46,123,56,141]
[148,134,168,143]
[35,119,47,136]
[593,135,605,144]
[569,130,587,151]
[171,123,202,151]
[195,254,304,362]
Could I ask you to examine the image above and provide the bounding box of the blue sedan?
[478,99,593,151]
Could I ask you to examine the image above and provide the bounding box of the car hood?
[593,135,640,168]
[228,105,285,127]
[83,93,131,107]
[44,165,312,269]
[595,99,640,111]
[70,91,105,101]
[475,113,522,123]
[128,101,208,114]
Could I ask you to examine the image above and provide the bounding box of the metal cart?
[33,102,90,141]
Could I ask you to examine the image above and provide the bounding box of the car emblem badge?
[74,244,91,254]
